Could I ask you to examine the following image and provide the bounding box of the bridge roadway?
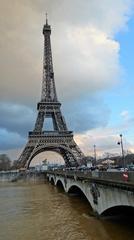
[47,170,134,216]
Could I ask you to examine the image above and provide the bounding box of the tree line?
[0,154,17,171]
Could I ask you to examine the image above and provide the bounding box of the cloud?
[28,0,133,35]
[64,96,110,132]
[0,0,134,155]
[55,26,120,101]
[121,110,129,120]
[0,101,35,150]
[75,126,134,157]
[0,0,133,104]
[0,102,35,136]
[0,97,109,150]
[0,128,25,150]
[120,110,134,129]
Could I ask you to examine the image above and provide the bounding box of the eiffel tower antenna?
[46,12,48,25]
[17,19,86,169]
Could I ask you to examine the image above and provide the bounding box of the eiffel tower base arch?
[17,132,86,169]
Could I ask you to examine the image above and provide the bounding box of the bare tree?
[0,154,11,171]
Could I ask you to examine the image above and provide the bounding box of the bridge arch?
[67,184,93,210]
[101,205,134,216]
[56,180,65,191]
[26,145,78,168]
[68,185,86,195]
[50,177,55,185]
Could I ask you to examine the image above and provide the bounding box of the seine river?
[0,182,134,240]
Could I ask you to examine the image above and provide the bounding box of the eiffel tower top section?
[41,15,58,103]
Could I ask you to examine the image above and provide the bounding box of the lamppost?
[117,134,125,171]
[93,144,96,166]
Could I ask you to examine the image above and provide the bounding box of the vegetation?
[0,154,11,171]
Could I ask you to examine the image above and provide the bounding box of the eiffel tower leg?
[60,148,78,167]
[17,142,35,168]
[71,146,86,166]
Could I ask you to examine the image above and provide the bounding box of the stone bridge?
[47,170,134,216]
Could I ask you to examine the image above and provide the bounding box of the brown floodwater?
[0,182,134,240]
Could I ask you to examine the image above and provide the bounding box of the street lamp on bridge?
[93,144,97,166]
[117,134,126,171]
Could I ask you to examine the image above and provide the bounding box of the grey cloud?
[63,96,110,132]
[0,0,133,153]
[25,0,133,35]
[0,96,110,151]
[0,128,25,150]
[0,102,35,136]
[0,97,110,136]
[0,0,133,105]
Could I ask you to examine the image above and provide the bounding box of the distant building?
[41,164,48,171]
[84,156,93,168]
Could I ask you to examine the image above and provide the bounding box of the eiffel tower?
[17,17,85,169]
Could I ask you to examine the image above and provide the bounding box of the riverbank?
[0,170,46,183]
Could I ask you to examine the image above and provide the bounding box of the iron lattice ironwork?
[17,18,85,168]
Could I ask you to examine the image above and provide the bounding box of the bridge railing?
[47,169,134,183]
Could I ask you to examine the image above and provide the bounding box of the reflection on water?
[0,182,134,240]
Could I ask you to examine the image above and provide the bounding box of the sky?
[0,0,134,162]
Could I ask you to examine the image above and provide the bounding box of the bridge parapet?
[47,170,134,184]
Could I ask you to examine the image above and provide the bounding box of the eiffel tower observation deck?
[17,16,86,169]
